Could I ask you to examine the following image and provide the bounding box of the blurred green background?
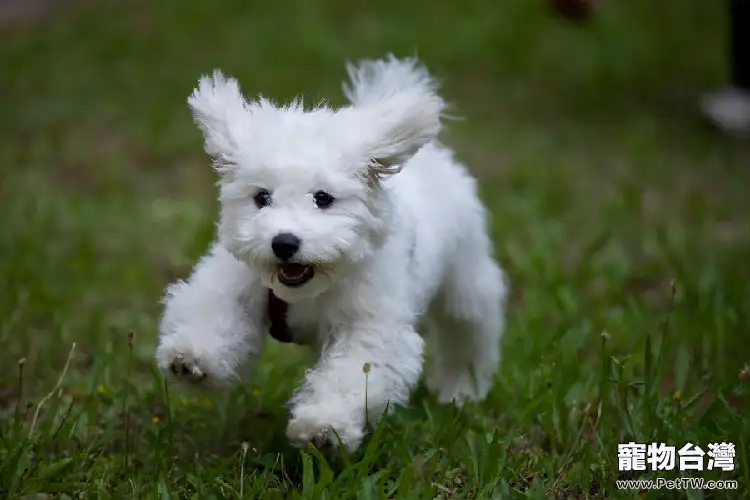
[1,0,749,497]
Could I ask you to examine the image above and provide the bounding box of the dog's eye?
[313,190,335,209]
[253,189,272,208]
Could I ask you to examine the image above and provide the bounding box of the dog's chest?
[266,294,326,346]
[286,306,323,345]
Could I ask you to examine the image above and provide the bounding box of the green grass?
[1,0,749,497]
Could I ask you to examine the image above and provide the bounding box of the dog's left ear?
[188,70,250,163]
[343,57,446,175]
[364,94,444,175]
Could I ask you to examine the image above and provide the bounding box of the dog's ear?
[364,92,444,173]
[188,70,249,164]
[343,56,446,175]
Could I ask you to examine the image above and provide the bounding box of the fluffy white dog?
[155,55,508,452]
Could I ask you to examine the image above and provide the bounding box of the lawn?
[1,0,749,498]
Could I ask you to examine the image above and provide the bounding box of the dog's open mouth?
[277,263,315,287]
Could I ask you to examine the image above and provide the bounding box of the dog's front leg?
[155,244,264,386]
[286,322,424,452]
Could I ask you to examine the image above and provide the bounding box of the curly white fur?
[155,55,509,452]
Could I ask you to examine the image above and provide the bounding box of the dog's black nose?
[271,233,301,260]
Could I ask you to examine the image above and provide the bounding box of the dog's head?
[187,57,445,302]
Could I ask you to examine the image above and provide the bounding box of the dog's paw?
[169,351,207,382]
[286,405,364,453]
[426,369,491,407]
[286,421,335,450]
[156,342,211,384]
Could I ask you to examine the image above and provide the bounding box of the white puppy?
[155,55,508,452]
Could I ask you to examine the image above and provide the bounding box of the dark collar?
[267,289,294,343]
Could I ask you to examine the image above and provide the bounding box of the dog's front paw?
[169,351,207,382]
[155,334,236,386]
[286,404,364,453]
[426,368,492,407]
[156,342,209,384]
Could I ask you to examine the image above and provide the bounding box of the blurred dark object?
[0,0,55,29]
[731,0,750,90]
[700,0,750,137]
[550,0,597,22]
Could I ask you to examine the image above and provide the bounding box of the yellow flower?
[97,385,108,395]
[673,390,682,400]
[251,389,261,398]
[152,416,161,424]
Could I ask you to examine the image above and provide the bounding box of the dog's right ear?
[188,70,249,164]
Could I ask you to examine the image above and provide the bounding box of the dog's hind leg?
[425,232,507,405]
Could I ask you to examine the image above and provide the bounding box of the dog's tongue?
[279,263,308,279]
